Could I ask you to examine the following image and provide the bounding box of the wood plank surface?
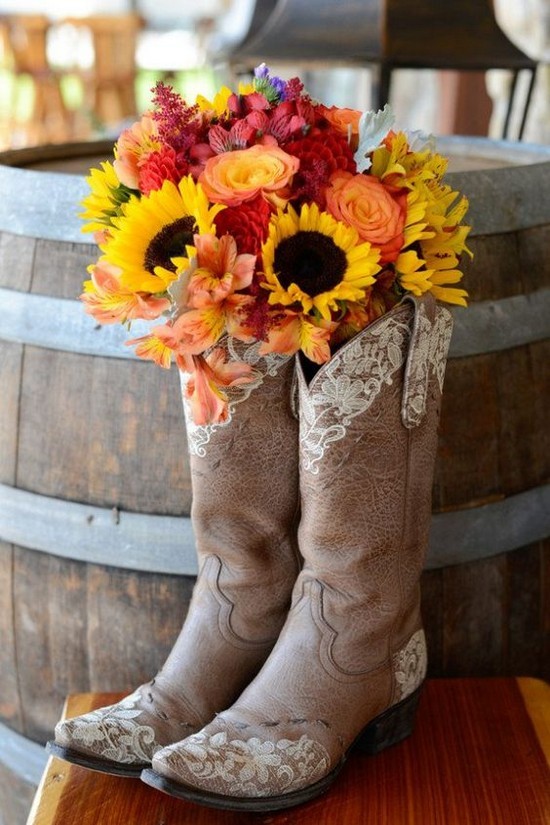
[27,679,550,825]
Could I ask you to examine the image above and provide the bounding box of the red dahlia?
[138,146,187,195]
[285,133,356,207]
[214,194,273,257]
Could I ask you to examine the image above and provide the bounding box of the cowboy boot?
[47,342,301,776]
[142,295,452,810]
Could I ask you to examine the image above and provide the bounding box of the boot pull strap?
[401,294,448,429]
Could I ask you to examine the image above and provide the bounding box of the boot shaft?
[296,296,453,666]
[177,340,301,641]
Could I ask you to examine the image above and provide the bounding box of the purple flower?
[253,64,287,103]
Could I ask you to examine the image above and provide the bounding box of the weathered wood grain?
[0,232,35,290]
[0,541,22,732]
[29,238,96,300]
[85,563,194,695]
[442,553,507,676]
[0,341,22,486]
[10,544,195,743]
[507,542,545,676]
[434,353,501,510]
[16,347,192,513]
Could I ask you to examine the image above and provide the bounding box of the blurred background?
[0,0,548,151]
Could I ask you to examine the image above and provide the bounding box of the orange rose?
[326,171,407,264]
[199,145,299,207]
[319,105,362,150]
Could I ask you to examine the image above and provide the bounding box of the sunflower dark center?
[274,231,347,297]
[144,216,195,274]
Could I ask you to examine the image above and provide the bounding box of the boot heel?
[355,687,422,755]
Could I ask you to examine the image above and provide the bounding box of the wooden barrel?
[0,138,549,819]
[426,135,550,680]
[0,141,198,820]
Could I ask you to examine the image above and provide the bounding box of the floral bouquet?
[80,64,470,424]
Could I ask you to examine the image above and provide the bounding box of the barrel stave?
[434,353,502,511]
[0,541,21,731]
[10,544,194,743]
[0,232,35,290]
[15,348,192,514]
[28,238,96,300]
[0,342,21,485]
[423,539,549,679]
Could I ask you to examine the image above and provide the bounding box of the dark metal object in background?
[213,0,537,140]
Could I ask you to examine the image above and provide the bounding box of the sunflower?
[261,203,380,321]
[103,176,225,294]
[388,175,470,306]
[80,161,132,235]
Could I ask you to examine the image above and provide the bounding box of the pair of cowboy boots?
[49,295,452,811]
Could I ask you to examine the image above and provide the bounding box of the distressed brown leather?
[53,347,301,769]
[150,296,453,800]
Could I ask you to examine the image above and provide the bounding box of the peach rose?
[199,145,299,207]
[326,171,407,264]
[114,114,161,189]
[319,105,362,150]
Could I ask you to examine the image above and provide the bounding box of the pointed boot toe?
[47,689,162,776]
[143,720,332,810]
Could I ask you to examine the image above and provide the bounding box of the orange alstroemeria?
[126,317,194,368]
[171,293,255,354]
[260,312,334,364]
[187,233,256,308]
[184,362,229,424]
[183,349,254,425]
[81,262,170,325]
[204,347,254,387]
[125,332,174,369]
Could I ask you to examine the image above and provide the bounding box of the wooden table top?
[27,678,550,825]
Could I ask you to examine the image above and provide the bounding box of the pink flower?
[113,115,161,189]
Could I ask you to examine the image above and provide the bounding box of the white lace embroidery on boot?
[300,304,453,473]
[402,304,453,428]
[55,689,161,764]
[393,629,427,701]
[160,729,330,797]
[180,341,288,456]
[299,312,412,474]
